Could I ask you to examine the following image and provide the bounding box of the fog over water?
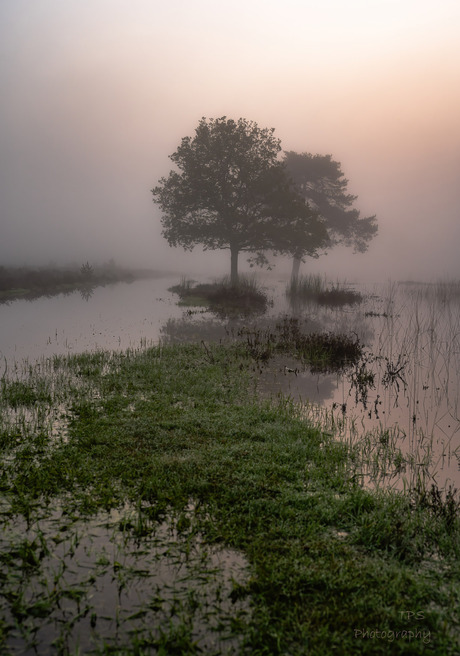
[1,0,460,282]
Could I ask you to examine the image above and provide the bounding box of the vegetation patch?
[0,341,459,654]
[169,275,270,316]
[0,378,52,408]
[287,274,363,306]
[238,317,362,372]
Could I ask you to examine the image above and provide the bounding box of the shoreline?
[0,264,165,303]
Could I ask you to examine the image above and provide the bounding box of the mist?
[1,0,459,282]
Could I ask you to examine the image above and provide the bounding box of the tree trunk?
[291,254,301,281]
[230,246,239,286]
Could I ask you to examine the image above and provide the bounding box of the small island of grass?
[169,274,270,316]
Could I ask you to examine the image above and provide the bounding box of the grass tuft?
[287,274,363,306]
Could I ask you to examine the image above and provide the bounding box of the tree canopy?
[152,117,319,283]
[283,151,378,277]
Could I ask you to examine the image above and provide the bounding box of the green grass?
[0,342,459,654]
[0,378,52,408]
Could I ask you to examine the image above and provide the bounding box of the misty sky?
[1,0,459,281]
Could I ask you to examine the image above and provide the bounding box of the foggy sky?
[1,0,459,282]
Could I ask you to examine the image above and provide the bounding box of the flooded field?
[1,274,459,654]
[1,274,459,494]
[159,276,460,494]
[258,280,460,493]
[0,501,250,655]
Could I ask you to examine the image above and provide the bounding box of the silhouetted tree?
[152,117,316,284]
[283,151,378,278]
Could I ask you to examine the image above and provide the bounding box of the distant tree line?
[0,262,156,301]
[0,265,87,294]
[152,116,377,283]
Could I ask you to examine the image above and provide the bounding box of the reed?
[286,273,363,307]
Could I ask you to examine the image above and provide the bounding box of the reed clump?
[286,274,363,306]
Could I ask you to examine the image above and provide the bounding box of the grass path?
[1,342,459,654]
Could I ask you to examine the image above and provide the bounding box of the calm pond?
[1,272,459,493]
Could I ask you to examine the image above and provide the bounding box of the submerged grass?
[238,317,362,372]
[0,342,459,654]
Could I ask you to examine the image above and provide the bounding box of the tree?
[152,117,315,284]
[283,151,378,279]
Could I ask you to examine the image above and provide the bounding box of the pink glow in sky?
[1,0,459,281]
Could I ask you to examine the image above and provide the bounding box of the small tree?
[283,151,378,278]
[152,117,313,284]
[80,261,94,281]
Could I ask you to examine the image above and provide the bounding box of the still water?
[0,276,183,366]
[1,273,459,492]
[259,279,460,493]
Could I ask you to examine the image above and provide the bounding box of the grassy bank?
[0,264,160,302]
[1,341,459,654]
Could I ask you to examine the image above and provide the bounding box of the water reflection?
[0,276,184,365]
[79,284,95,301]
[160,316,228,344]
[257,355,339,404]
